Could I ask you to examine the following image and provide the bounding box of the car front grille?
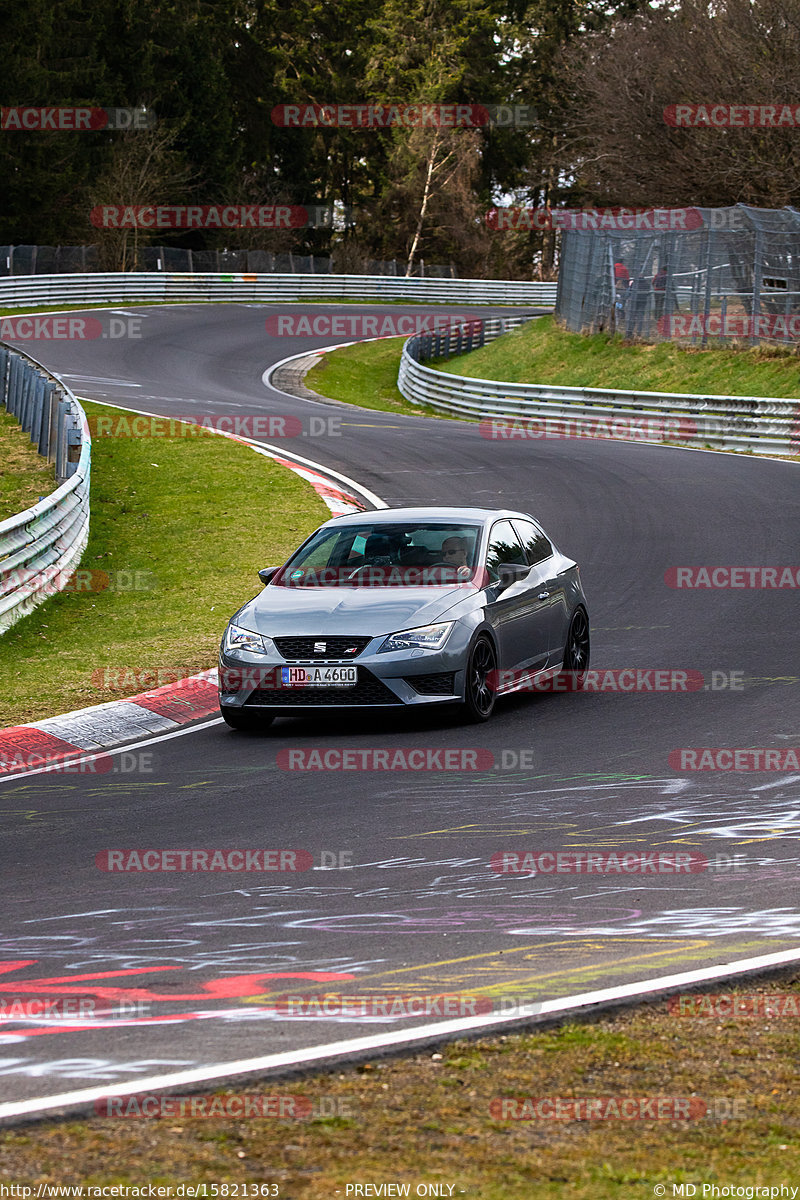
[245,669,401,706]
[406,672,457,695]
[273,635,373,661]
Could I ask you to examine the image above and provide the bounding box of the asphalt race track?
[1,303,799,1117]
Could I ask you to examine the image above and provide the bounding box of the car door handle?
[538,591,550,600]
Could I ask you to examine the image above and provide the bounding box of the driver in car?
[439,536,472,579]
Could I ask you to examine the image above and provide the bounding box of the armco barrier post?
[31,374,46,450]
[47,383,60,464]
[55,396,68,481]
[37,380,54,457]
[66,410,82,477]
[20,362,34,432]
[8,354,21,419]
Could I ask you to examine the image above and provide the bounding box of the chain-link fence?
[556,205,800,346]
[0,245,457,279]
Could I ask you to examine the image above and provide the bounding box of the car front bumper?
[218,625,475,711]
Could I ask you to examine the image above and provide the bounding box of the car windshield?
[273,522,483,587]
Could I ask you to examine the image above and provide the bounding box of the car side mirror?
[258,567,278,585]
[496,562,531,590]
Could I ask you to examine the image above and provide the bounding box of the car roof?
[323,506,533,528]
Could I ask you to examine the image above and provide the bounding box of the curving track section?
[1,303,799,1120]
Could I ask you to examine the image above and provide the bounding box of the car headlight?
[377,622,454,653]
[223,623,272,655]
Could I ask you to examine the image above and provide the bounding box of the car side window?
[485,520,527,581]
[512,518,553,566]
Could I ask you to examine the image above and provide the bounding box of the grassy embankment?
[306,313,800,423]
[432,314,800,398]
[0,400,328,725]
[0,408,56,523]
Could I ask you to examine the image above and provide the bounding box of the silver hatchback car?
[218,506,589,727]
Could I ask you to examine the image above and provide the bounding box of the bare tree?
[559,0,800,208]
[89,127,193,271]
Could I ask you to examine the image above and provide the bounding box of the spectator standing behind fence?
[629,269,653,337]
[653,260,678,322]
[653,263,667,320]
[614,260,631,322]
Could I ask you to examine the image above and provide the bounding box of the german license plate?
[280,666,357,687]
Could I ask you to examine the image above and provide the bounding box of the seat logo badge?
[314,641,326,654]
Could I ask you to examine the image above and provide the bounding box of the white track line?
[3,944,800,1122]
[0,718,224,782]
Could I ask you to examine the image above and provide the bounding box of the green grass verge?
[304,335,459,419]
[305,335,426,416]
[2,981,799,1193]
[0,408,56,522]
[435,314,800,398]
[0,399,328,726]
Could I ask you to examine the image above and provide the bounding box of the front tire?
[461,636,497,723]
[562,607,590,689]
[220,705,274,731]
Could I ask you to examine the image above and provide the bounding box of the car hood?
[237,584,476,637]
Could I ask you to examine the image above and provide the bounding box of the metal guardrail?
[398,319,800,455]
[0,345,91,633]
[0,272,558,309]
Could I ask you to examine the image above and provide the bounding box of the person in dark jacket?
[653,262,668,321]
[614,260,631,320]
